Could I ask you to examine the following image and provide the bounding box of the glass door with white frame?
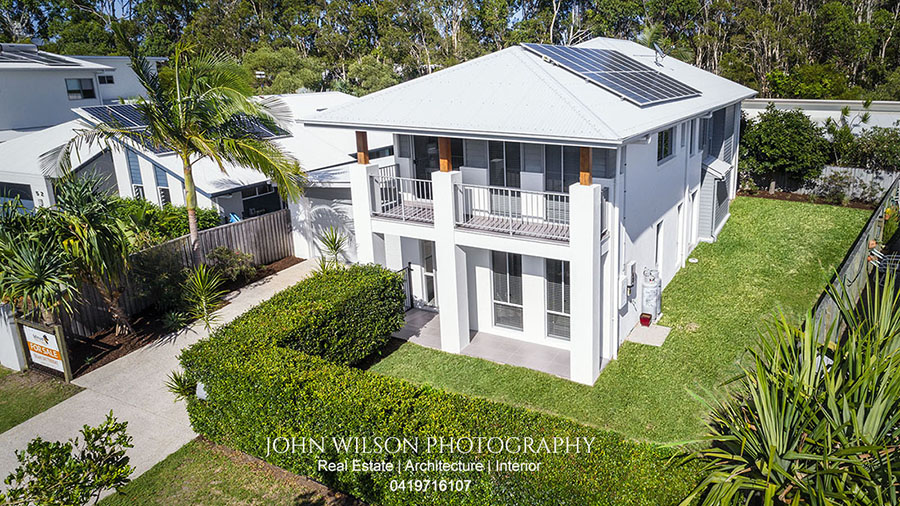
[421,241,437,309]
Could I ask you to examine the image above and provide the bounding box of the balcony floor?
[374,202,434,223]
[457,215,569,242]
[393,309,570,379]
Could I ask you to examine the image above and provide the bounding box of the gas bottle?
[641,268,662,322]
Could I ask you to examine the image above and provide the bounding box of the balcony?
[455,184,570,242]
[369,169,577,243]
[372,168,434,224]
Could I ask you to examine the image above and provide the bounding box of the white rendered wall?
[0,70,102,130]
[0,304,26,371]
[76,56,161,104]
[616,123,703,341]
[289,187,358,262]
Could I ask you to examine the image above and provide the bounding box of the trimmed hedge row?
[180,265,701,505]
[228,264,405,365]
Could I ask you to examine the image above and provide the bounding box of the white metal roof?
[59,91,392,196]
[304,37,756,145]
[743,98,900,132]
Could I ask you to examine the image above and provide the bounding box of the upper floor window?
[657,127,674,163]
[98,75,115,85]
[689,119,696,156]
[65,78,96,100]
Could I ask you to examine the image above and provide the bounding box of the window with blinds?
[492,251,523,330]
[545,259,570,339]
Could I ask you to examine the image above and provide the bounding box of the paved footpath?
[0,260,315,484]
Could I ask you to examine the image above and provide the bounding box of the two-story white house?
[0,44,165,142]
[0,90,394,222]
[301,38,755,385]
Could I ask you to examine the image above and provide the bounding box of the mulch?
[738,190,876,210]
[66,256,304,378]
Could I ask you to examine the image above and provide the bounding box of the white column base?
[349,164,381,264]
[568,183,603,385]
[432,170,470,353]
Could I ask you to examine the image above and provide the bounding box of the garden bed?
[738,189,876,209]
[67,256,304,377]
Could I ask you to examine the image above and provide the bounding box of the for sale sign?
[23,325,65,372]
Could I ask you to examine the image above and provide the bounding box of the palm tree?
[55,33,306,263]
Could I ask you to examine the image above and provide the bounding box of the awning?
[702,156,731,179]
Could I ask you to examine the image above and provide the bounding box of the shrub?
[208,264,404,365]
[816,170,855,205]
[112,198,221,244]
[178,273,701,504]
[183,264,227,331]
[206,246,257,282]
[1,412,133,505]
[850,126,900,172]
[740,105,828,185]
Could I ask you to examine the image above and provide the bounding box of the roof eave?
[301,119,623,148]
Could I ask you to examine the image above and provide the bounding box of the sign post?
[16,319,73,382]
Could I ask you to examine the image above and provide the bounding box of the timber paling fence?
[812,177,900,335]
[60,208,294,339]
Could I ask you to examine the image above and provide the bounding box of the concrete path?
[0,260,316,484]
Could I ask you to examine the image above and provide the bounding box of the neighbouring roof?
[743,98,900,132]
[0,120,98,179]
[0,92,391,195]
[0,44,112,71]
[304,37,757,145]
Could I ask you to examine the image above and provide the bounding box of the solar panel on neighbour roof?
[0,48,79,66]
[521,43,701,106]
[82,104,288,143]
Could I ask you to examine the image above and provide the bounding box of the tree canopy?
[3,0,899,99]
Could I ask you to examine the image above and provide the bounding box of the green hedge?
[113,198,222,243]
[221,264,404,365]
[179,266,701,505]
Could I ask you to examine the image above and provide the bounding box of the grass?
[369,197,871,443]
[0,366,82,433]
[101,438,343,505]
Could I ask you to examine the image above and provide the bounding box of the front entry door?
[422,240,437,308]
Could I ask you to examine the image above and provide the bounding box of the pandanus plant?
[680,270,900,505]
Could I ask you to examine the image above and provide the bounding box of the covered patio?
[393,309,571,379]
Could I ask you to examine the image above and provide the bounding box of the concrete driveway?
[0,260,315,484]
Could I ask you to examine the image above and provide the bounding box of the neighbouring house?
[300,38,756,384]
[0,92,394,222]
[0,43,166,142]
[742,98,900,132]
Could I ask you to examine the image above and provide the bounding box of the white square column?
[431,170,470,353]
[349,164,381,264]
[568,182,603,385]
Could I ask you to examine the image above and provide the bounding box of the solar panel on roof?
[82,103,288,151]
[521,43,701,106]
[83,105,146,128]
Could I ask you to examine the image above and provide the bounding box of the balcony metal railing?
[454,184,570,241]
[372,170,434,223]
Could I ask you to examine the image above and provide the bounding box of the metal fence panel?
[60,208,294,338]
[813,178,900,334]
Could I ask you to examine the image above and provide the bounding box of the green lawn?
[369,197,870,443]
[101,439,342,505]
[0,367,82,433]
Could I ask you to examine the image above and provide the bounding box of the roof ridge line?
[512,47,617,140]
